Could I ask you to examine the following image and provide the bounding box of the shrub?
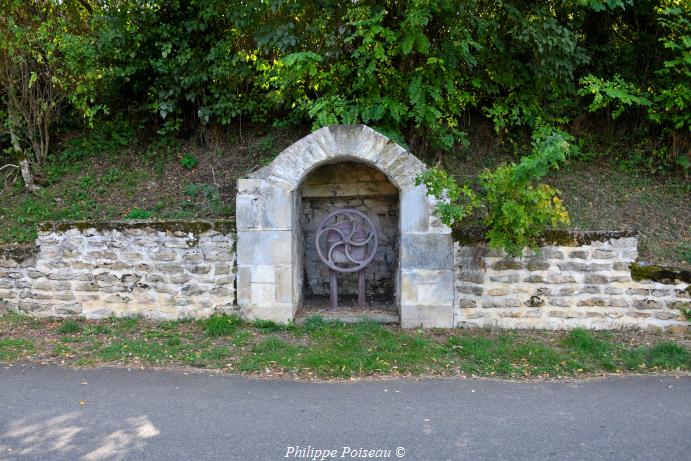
[417,126,572,255]
[179,154,198,170]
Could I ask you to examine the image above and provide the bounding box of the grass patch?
[0,338,35,361]
[0,313,688,378]
[645,341,689,369]
[205,314,242,337]
[58,320,82,335]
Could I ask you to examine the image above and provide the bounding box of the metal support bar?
[330,269,338,310]
[358,269,366,308]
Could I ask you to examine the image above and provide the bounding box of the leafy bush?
[418,127,572,255]
[2,0,688,182]
[179,154,198,170]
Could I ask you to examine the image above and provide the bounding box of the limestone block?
[633,298,665,309]
[400,184,430,233]
[251,283,276,306]
[252,265,276,284]
[236,179,293,230]
[400,233,452,270]
[236,267,251,305]
[401,304,454,328]
[240,303,294,324]
[275,266,293,305]
[400,269,454,306]
[489,274,522,283]
[237,230,292,266]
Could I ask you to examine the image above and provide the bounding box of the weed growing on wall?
[418,126,573,255]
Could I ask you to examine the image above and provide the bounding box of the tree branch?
[77,0,93,14]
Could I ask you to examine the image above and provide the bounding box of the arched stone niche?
[235,125,454,327]
[300,161,399,306]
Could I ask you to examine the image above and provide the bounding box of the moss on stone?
[629,262,691,284]
[451,227,636,247]
[37,219,236,236]
[0,245,39,263]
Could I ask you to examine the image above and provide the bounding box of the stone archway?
[235,125,454,327]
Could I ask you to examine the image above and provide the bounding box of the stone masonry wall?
[0,221,236,320]
[301,161,398,302]
[454,231,689,331]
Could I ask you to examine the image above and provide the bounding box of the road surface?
[0,364,689,460]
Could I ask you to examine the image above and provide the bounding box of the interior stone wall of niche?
[300,161,399,307]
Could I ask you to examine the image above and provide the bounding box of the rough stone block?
[545,274,576,284]
[492,260,524,271]
[584,274,609,284]
[526,260,550,271]
[577,297,606,307]
[592,249,615,259]
[457,299,477,308]
[557,262,588,271]
[633,299,665,309]
[457,272,485,284]
[489,274,522,283]
[524,275,546,283]
[457,285,483,296]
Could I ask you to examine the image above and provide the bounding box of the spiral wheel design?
[315,209,378,274]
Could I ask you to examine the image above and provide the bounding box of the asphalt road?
[0,365,689,461]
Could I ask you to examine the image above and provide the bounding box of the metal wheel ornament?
[315,209,378,273]
[315,209,379,309]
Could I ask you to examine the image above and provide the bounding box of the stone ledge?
[37,219,236,235]
[0,245,39,263]
[630,263,691,284]
[452,228,637,246]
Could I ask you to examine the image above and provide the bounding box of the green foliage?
[651,7,691,132]
[578,75,652,119]
[183,182,227,215]
[253,319,288,332]
[416,168,479,224]
[37,0,675,160]
[179,154,198,170]
[1,0,688,179]
[577,6,690,165]
[563,329,612,357]
[419,127,572,255]
[0,0,105,167]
